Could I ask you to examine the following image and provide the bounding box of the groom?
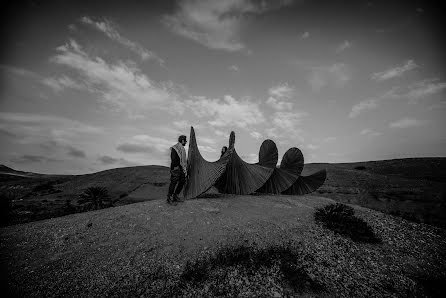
[167,135,187,204]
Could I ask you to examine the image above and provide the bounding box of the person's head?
[178,135,187,146]
[221,146,228,155]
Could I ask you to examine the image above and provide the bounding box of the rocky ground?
[1,194,445,297]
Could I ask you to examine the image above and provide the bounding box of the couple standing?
[167,135,228,205]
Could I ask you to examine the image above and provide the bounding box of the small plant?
[77,186,112,210]
[315,203,380,243]
[0,191,14,226]
[178,243,324,296]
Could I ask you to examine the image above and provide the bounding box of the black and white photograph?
[1,0,445,297]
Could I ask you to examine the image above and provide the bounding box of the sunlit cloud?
[360,129,382,137]
[266,111,308,142]
[186,95,265,128]
[163,0,294,52]
[80,16,164,64]
[349,98,379,118]
[268,83,294,98]
[49,39,182,117]
[389,117,426,128]
[250,131,262,139]
[371,59,418,81]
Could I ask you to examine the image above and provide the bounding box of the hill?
[1,158,445,228]
[1,194,445,297]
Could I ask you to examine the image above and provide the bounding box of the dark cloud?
[98,155,119,164]
[98,155,141,167]
[116,143,155,154]
[11,155,60,164]
[67,146,87,158]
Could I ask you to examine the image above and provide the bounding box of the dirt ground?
[1,194,445,297]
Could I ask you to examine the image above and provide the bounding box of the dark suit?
[168,148,186,196]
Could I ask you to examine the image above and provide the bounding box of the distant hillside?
[1,158,445,227]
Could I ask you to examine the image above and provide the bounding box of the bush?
[354,165,366,170]
[77,186,112,211]
[0,192,14,226]
[315,203,380,243]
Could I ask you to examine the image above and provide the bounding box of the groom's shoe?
[173,194,184,202]
[167,194,177,205]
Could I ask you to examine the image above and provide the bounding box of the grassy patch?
[354,165,367,170]
[315,203,380,243]
[177,243,324,297]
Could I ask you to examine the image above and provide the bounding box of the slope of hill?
[303,159,446,227]
[1,195,445,297]
[1,158,445,228]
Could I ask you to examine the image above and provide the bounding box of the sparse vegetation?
[0,191,14,226]
[175,243,324,297]
[77,186,113,211]
[315,203,380,243]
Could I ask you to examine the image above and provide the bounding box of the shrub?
[178,243,324,296]
[0,192,14,226]
[354,165,366,170]
[77,186,112,210]
[315,203,380,243]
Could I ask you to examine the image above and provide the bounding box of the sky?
[0,0,445,174]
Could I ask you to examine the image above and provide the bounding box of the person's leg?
[174,171,186,201]
[167,169,180,203]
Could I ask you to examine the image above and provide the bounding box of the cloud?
[301,31,310,39]
[0,64,40,80]
[308,63,351,92]
[50,39,182,117]
[350,79,446,117]
[360,129,382,137]
[266,111,308,142]
[67,146,87,158]
[389,117,426,128]
[0,112,103,144]
[250,131,262,139]
[404,79,446,103]
[11,155,60,164]
[98,155,139,166]
[371,60,418,81]
[42,75,85,92]
[163,0,294,52]
[266,83,294,110]
[80,16,164,64]
[268,83,294,98]
[349,98,379,118]
[240,153,258,163]
[186,95,265,128]
[265,97,293,110]
[307,144,319,150]
[323,137,336,142]
[117,134,174,154]
[428,101,446,110]
[228,65,239,72]
[335,40,352,53]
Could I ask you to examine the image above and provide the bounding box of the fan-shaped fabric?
[257,139,278,168]
[216,132,274,195]
[282,169,327,195]
[257,146,305,194]
[183,127,232,200]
